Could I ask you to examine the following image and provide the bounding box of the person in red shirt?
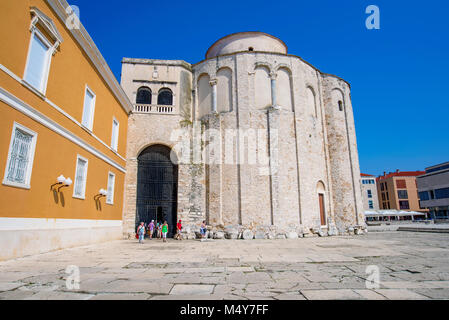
[175,219,182,240]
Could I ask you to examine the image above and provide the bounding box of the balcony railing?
[133,104,174,114]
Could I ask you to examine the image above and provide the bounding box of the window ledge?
[2,180,31,190]
[21,80,46,100]
[80,124,93,135]
[72,194,85,200]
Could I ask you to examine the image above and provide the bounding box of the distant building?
[417,162,449,219]
[361,173,379,211]
[376,170,426,212]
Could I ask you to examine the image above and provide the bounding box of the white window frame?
[81,85,96,131]
[73,155,88,199]
[111,117,119,151]
[23,27,54,95]
[106,171,115,205]
[2,122,38,189]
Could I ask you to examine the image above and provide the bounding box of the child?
[149,220,155,239]
[162,221,168,242]
[137,222,145,244]
[175,219,182,240]
[157,222,162,240]
[200,220,207,239]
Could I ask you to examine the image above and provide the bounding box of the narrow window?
[24,30,52,93]
[367,190,373,198]
[111,118,119,151]
[106,172,115,204]
[157,89,173,105]
[368,200,374,209]
[338,100,343,111]
[73,156,88,199]
[82,86,96,130]
[3,123,37,188]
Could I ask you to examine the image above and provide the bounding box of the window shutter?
[107,173,115,204]
[74,158,86,196]
[7,129,32,183]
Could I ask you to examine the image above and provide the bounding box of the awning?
[364,210,426,217]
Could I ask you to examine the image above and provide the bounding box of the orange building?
[376,170,426,212]
[0,0,132,260]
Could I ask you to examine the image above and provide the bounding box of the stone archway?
[136,144,178,237]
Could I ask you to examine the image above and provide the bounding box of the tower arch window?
[136,87,152,104]
[338,100,343,111]
[157,88,173,105]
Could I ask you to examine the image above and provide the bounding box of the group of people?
[136,219,208,244]
[137,220,169,243]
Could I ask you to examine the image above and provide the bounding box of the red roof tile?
[361,173,374,177]
[377,171,425,180]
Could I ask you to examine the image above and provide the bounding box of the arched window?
[157,88,173,105]
[338,100,343,111]
[136,87,152,104]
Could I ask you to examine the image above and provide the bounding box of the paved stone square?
[1,232,449,300]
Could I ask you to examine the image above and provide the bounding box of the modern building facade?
[360,173,379,211]
[417,162,449,219]
[121,31,366,239]
[0,0,132,260]
[376,170,426,212]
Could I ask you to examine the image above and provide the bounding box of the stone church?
[120,31,366,240]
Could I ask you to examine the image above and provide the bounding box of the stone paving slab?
[300,289,363,300]
[376,289,431,300]
[1,232,449,300]
[24,291,94,300]
[90,293,151,300]
[170,284,214,295]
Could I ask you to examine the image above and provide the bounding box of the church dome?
[205,31,288,59]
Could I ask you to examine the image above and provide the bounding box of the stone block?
[242,230,254,240]
[225,229,239,239]
[286,232,298,239]
[255,231,267,239]
[213,231,225,239]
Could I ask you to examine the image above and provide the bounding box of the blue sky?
[70,0,449,176]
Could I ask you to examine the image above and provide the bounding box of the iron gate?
[136,145,178,237]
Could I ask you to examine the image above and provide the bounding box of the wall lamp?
[94,188,107,200]
[50,175,72,191]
